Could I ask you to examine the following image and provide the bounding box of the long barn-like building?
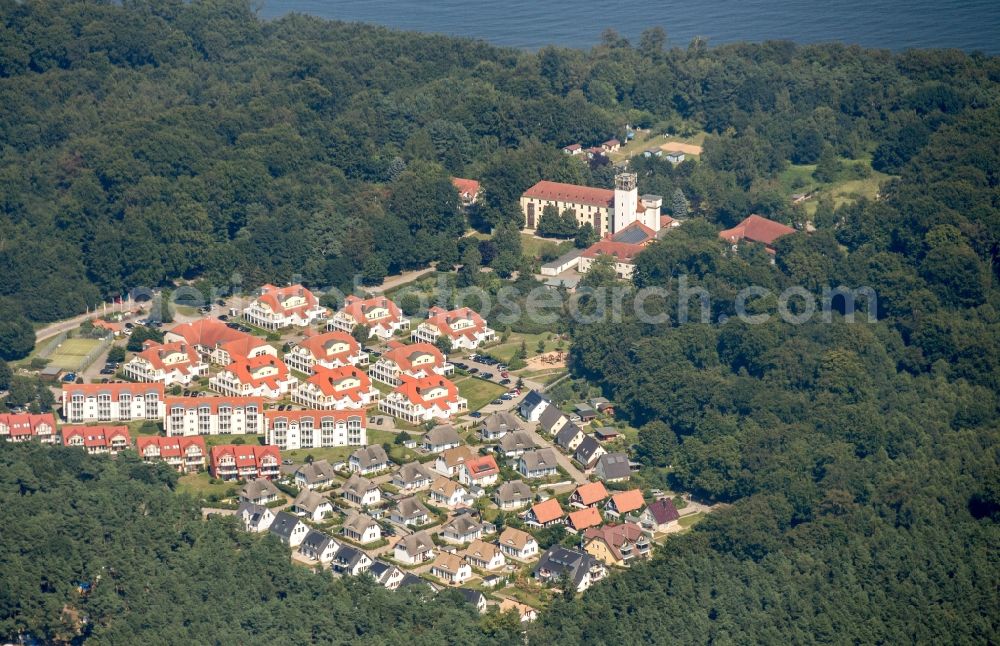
[520,173,663,236]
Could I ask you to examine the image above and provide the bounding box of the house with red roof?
[718,214,796,254]
[458,454,500,487]
[242,284,329,330]
[163,396,264,437]
[604,489,646,519]
[583,522,652,567]
[577,239,645,279]
[602,138,621,153]
[369,340,453,387]
[411,306,496,351]
[292,365,378,410]
[123,339,208,386]
[452,177,481,205]
[264,409,366,451]
[62,382,164,424]
[566,507,603,533]
[569,481,609,508]
[209,444,281,481]
[0,413,57,443]
[635,497,681,532]
[283,331,368,374]
[164,318,275,366]
[562,143,583,155]
[62,425,131,455]
[136,435,207,472]
[523,497,565,528]
[379,375,468,424]
[210,354,298,400]
[327,295,410,340]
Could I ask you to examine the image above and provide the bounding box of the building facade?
[163,396,264,437]
[264,409,366,451]
[62,383,165,424]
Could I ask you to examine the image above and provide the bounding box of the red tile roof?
[567,506,603,531]
[136,435,205,459]
[303,365,372,400]
[167,318,248,349]
[254,284,322,317]
[264,409,365,425]
[529,498,564,524]
[0,413,56,438]
[382,341,446,372]
[581,239,644,262]
[583,522,645,560]
[62,425,130,449]
[296,331,360,365]
[164,395,263,413]
[393,375,461,407]
[573,481,609,506]
[134,340,202,374]
[422,307,489,343]
[63,382,164,399]
[210,444,280,472]
[522,180,614,208]
[608,489,645,515]
[339,295,404,328]
[719,214,796,246]
[221,355,291,390]
[464,454,500,479]
[451,177,481,199]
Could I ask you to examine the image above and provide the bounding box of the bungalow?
[562,143,582,155]
[498,599,538,623]
[394,530,436,565]
[0,413,57,443]
[333,545,372,576]
[238,478,281,505]
[463,540,506,571]
[434,445,476,478]
[136,435,207,473]
[328,295,410,340]
[430,552,472,585]
[369,341,453,387]
[298,530,340,564]
[61,425,131,455]
[62,382,164,424]
[209,355,298,400]
[164,318,272,366]
[534,546,607,593]
[266,409,366,451]
[570,481,609,508]
[537,406,569,436]
[242,284,329,330]
[642,148,663,158]
[340,473,381,507]
[237,502,275,533]
[497,430,538,458]
[391,462,436,492]
[605,489,645,519]
[390,497,432,527]
[292,365,378,410]
[123,340,208,386]
[523,498,564,528]
[493,480,533,511]
[593,427,620,442]
[439,514,487,544]
[209,445,280,481]
[164,396,264,437]
[283,331,368,374]
[348,445,390,475]
[368,560,405,590]
[518,390,550,422]
[458,454,500,487]
[574,403,598,422]
[292,489,333,522]
[294,459,338,491]
[554,423,585,452]
[342,511,381,544]
[636,498,681,533]
[595,452,631,482]
[422,424,462,453]
[663,150,685,164]
[566,507,602,533]
[517,448,560,479]
[452,177,481,206]
[583,523,652,567]
[573,435,606,469]
[428,477,472,508]
[411,306,496,351]
[718,214,796,254]
[269,511,309,547]
[498,527,539,561]
[479,411,522,441]
[379,375,467,424]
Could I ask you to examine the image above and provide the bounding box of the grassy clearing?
[486,332,565,364]
[679,512,706,528]
[454,376,507,411]
[778,159,894,217]
[610,131,705,164]
[519,234,574,260]
[176,472,237,499]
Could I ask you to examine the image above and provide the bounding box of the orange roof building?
[452,177,481,205]
[124,340,208,386]
[328,296,410,340]
[379,375,467,424]
[567,507,603,532]
[719,214,796,251]
[0,413,57,444]
[570,481,609,508]
[136,435,206,473]
[284,331,368,374]
[264,408,367,451]
[292,365,379,411]
[242,284,328,330]
[62,425,131,455]
[209,444,281,481]
[605,489,646,518]
[164,318,274,366]
[62,382,164,424]
[163,396,264,437]
[370,340,452,386]
[210,354,298,400]
[411,307,496,351]
[524,498,565,528]
[458,454,501,487]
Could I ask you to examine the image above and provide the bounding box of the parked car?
[481,372,494,380]
[124,322,135,330]
[491,399,503,405]
[99,368,115,375]
[100,378,110,383]
[500,394,513,401]
[468,367,479,374]
[469,411,482,418]
[218,314,229,321]
[499,378,511,385]
[454,363,468,370]
[62,373,76,382]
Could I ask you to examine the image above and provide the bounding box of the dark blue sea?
[258,0,1000,53]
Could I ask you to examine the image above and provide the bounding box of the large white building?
[62,383,164,424]
[410,307,496,351]
[264,409,366,451]
[379,375,467,424]
[209,355,298,400]
[369,341,453,387]
[292,365,379,410]
[328,296,410,340]
[242,284,329,330]
[521,173,663,237]
[123,340,208,387]
[164,318,275,366]
[283,331,368,374]
[163,396,265,437]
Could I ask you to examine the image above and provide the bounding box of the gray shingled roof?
[555,423,584,448]
[350,445,389,470]
[342,511,377,535]
[574,435,603,465]
[423,424,461,447]
[499,430,538,453]
[293,489,330,514]
[494,480,533,504]
[394,496,431,522]
[341,472,377,498]
[537,406,567,433]
[397,530,435,555]
[480,411,522,435]
[239,478,280,501]
[534,545,601,589]
[269,511,303,540]
[295,459,336,485]
[596,452,631,480]
[300,529,336,552]
[519,448,559,471]
[393,461,435,485]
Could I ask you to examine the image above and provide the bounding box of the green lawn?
[487,332,566,364]
[519,234,573,260]
[46,337,104,370]
[778,158,894,217]
[679,512,706,528]
[176,472,238,499]
[454,376,507,411]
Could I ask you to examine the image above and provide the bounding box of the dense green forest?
[1,1,999,643]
